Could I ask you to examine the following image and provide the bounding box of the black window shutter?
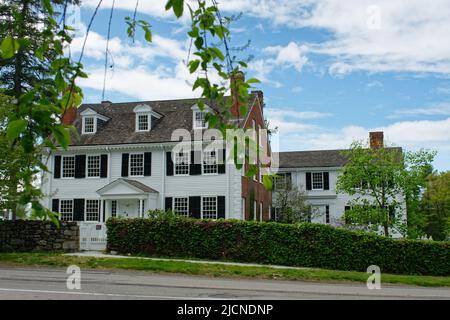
[100,154,108,178]
[166,152,173,176]
[144,152,152,176]
[323,172,330,190]
[189,196,201,219]
[165,197,173,211]
[326,205,330,224]
[121,153,129,177]
[75,155,86,178]
[54,155,61,179]
[52,199,59,213]
[73,199,85,221]
[218,196,225,219]
[218,149,226,174]
[190,151,202,175]
[306,172,312,190]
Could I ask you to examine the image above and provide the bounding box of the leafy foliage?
[336,141,435,237]
[107,217,450,276]
[273,186,314,224]
[421,171,450,241]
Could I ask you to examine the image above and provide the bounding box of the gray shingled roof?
[122,179,158,193]
[70,95,256,146]
[275,147,402,168]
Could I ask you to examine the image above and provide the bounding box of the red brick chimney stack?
[61,106,77,125]
[251,90,264,113]
[369,131,384,149]
[230,71,245,118]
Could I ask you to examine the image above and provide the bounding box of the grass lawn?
[0,252,449,287]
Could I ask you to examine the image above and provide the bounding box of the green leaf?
[144,29,152,42]
[247,78,261,84]
[263,175,273,191]
[189,60,200,73]
[245,165,258,178]
[52,125,70,149]
[42,0,54,14]
[210,47,225,61]
[1,36,20,59]
[194,37,203,49]
[172,0,184,18]
[7,119,27,140]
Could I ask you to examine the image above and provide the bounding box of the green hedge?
[106,217,450,276]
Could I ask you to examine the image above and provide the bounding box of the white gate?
[79,222,107,251]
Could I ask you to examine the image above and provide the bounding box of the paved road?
[0,267,449,300]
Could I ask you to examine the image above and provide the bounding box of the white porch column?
[139,199,143,218]
[104,200,110,221]
[99,199,104,223]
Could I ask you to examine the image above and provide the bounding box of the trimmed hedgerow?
[106,217,450,276]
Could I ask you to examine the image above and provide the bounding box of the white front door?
[119,199,139,218]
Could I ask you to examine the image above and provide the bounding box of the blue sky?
[70,1,450,171]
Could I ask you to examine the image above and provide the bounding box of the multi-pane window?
[312,172,324,190]
[87,155,101,177]
[194,111,207,129]
[86,200,100,221]
[83,117,95,133]
[111,200,117,217]
[202,196,217,219]
[60,200,73,221]
[175,152,189,175]
[202,150,218,174]
[130,153,144,176]
[62,156,75,178]
[174,198,189,217]
[137,114,149,131]
[274,173,291,190]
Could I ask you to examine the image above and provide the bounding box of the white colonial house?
[40,92,272,232]
[272,132,406,237]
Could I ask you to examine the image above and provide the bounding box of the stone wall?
[0,220,79,252]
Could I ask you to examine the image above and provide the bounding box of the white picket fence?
[79,222,107,251]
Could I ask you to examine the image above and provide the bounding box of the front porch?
[97,178,159,220]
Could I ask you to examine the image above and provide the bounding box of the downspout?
[161,145,166,210]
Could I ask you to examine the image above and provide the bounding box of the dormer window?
[191,103,211,130]
[80,107,109,135]
[137,114,149,131]
[194,111,207,129]
[133,104,161,132]
[83,116,95,134]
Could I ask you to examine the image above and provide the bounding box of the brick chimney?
[369,131,384,149]
[101,100,112,107]
[251,90,264,113]
[230,71,245,118]
[61,106,77,125]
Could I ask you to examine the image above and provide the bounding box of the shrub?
[106,217,450,276]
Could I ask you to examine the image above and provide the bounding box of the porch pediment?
[96,178,158,197]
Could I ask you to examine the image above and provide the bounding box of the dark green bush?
[106,217,450,276]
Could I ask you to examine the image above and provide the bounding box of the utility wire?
[102,0,116,101]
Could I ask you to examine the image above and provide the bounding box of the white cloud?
[267,108,332,121]
[70,31,187,67]
[389,102,450,118]
[264,42,308,72]
[432,86,450,95]
[79,62,200,100]
[366,80,383,89]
